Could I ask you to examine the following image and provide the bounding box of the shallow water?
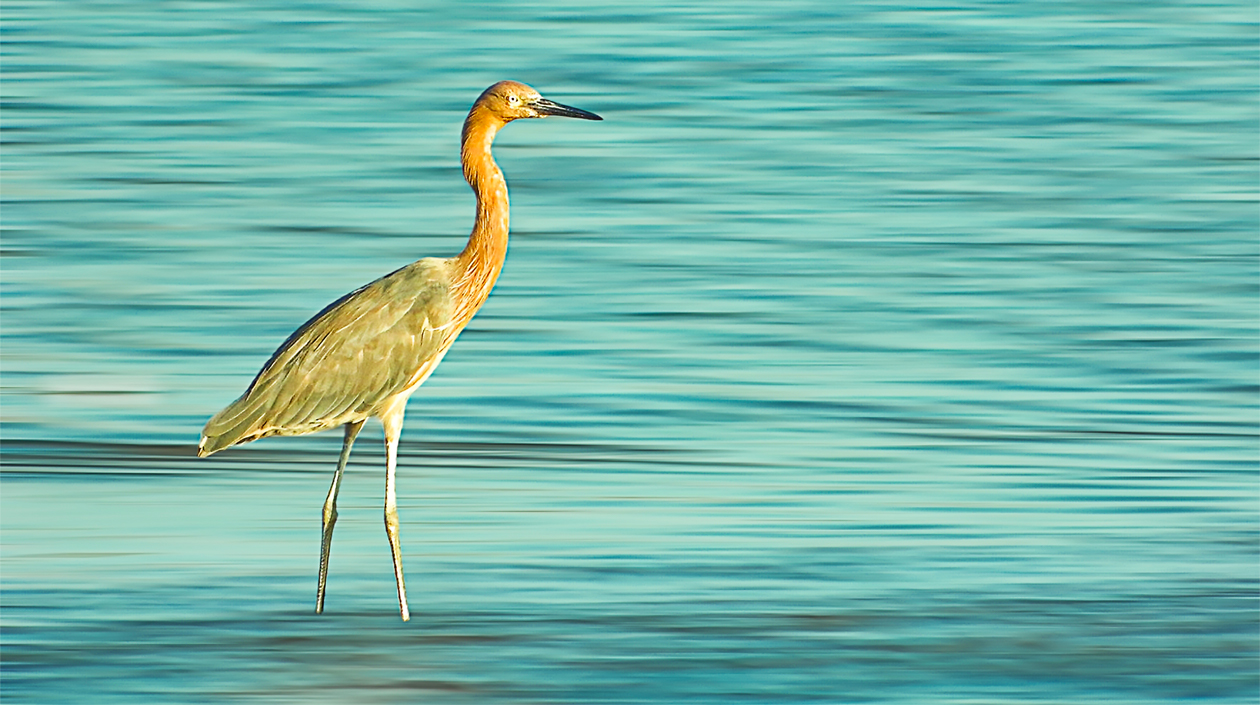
[3,1,1258,703]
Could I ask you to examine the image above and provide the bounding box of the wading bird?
[197,81,601,621]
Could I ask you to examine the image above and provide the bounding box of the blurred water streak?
[3,1,1257,703]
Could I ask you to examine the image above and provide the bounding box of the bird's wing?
[200,258,457,452]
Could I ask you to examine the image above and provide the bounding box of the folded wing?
[199,259,455,456]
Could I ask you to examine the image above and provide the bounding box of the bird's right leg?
[381,407,411,622]
[316,419,364,614]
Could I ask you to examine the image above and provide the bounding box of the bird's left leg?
[317,419,363,614]
[381,407,410,621]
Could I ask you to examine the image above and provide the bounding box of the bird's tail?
[197,392,272,457]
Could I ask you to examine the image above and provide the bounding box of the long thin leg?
[316,420,364,615]
[382,410,410,621]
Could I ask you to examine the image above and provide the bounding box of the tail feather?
[197,391,274,457]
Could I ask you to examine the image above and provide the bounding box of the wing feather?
[200,258,457,455]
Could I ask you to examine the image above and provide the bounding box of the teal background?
[4,1,1257,702]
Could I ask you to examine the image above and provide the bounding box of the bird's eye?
[507,94,520,106]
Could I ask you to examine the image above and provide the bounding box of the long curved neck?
[452,106,510,320]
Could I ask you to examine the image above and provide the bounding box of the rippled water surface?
[3,1,1257,703]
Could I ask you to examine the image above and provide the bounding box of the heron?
[197,81,601,621]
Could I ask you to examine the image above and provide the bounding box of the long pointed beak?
[533,97,602,121]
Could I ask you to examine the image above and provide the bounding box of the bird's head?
[475,81,602,123]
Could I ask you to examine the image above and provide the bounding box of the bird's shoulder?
[251,257,457,388]
[331,257,456,332]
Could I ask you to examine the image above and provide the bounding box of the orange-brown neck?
[452,105,510,322]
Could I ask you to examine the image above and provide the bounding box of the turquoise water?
[3,1,1257,703]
